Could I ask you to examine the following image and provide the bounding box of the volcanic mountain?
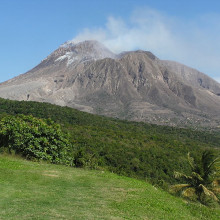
[1,40,220,128]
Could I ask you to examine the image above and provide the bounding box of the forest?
[0,97,219,188]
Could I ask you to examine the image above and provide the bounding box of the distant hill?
[0,98,219,185]
[0,40,220,128]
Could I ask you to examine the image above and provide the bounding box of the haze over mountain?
[0,40,220,128]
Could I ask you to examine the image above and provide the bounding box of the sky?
[1,0,220,83]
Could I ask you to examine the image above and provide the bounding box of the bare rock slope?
[1,40,220,128]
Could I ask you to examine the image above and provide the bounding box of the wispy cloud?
[214,77,220,83]
[73,7,220,81]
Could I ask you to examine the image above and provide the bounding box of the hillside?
[0,155,219,220]
[0,40,220,128]
[0,98,219,186]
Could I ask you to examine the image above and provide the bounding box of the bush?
[0,114,73,165]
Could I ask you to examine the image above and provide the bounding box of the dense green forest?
[0,98,219,187]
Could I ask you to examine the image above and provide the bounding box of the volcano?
[1,40,220,128]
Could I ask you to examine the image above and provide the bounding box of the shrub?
[0,114,73,165]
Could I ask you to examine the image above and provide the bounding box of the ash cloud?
[73,7,220,81]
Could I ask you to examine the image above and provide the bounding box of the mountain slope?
[0,40,220,128]
[0,97,220,185]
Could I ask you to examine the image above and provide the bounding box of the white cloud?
[73,7,220,80]
[214,77,220,83]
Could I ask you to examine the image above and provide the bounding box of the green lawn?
[0,155,219,220]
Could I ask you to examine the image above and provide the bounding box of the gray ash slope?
[1,40,220,128]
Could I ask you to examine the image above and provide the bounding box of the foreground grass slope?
[0,155,219,220]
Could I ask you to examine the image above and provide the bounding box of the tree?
[0,114,73,165]
[172,150,220,204]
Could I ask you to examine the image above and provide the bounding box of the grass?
[0,155,219,220]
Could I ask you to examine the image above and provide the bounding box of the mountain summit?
[0,40,220,128]
[50,40,117,67]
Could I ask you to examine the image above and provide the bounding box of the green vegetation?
[0,97,219,187]
[0,114,72,165]
[0,155,219,220]
[173,150,220,205]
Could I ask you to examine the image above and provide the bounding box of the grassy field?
[0,155,219,220]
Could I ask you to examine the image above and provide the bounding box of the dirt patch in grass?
[43,170,60,178]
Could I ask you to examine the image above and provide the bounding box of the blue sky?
[1,0,220,83]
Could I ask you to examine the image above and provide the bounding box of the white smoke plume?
[73,7,220,81]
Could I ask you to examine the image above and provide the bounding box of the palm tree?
[172,150,220,204]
